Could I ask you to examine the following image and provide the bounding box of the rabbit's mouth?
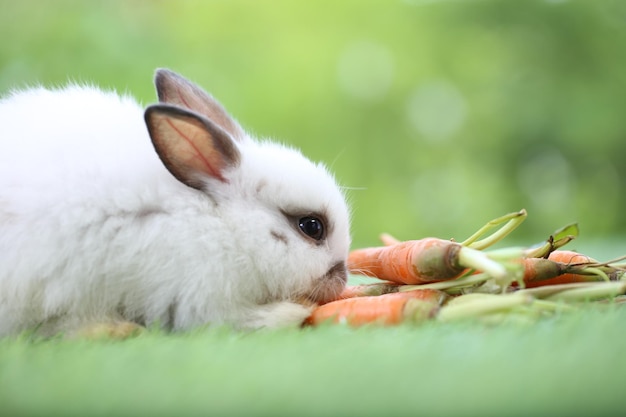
[305,261,348,304]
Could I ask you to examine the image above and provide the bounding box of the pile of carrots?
[305,210,626,326]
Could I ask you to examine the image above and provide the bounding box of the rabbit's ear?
[144,104,240,189]
[154,69,246,141]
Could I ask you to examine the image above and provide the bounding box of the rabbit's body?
[0,71,351,336]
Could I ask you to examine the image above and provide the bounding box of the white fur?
[0,80,351,336]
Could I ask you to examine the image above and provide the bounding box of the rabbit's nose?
[306,261,348,304]
[326,261,348,284]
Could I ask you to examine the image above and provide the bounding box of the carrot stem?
[524,223,579,258]
[457,246,509,280]
[437,293,533,322]
[399,272,491,292]
[516,282,599,298]
[577,267,610,282]
[461,209,527,250]
[531,299,578,312]
[544,281,626,302]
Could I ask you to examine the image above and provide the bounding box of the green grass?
[2,304,625,417]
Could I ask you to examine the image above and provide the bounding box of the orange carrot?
[523,250,598,288]
[304,289,448,326]
[347,238,468,284]
[548,250,596,264]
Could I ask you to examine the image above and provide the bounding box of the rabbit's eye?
[298,216,325,241]
[282,210,329,244]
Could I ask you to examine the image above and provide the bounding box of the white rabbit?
[0,69,351,337]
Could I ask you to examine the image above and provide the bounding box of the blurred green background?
[2,0,625,254]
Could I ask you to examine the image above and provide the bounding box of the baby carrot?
[304,289,447,326]
[348,238,507,285]
[523,250,598,288]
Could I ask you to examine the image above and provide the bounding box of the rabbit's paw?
[71,321,145,340]
[244,301,315,329]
